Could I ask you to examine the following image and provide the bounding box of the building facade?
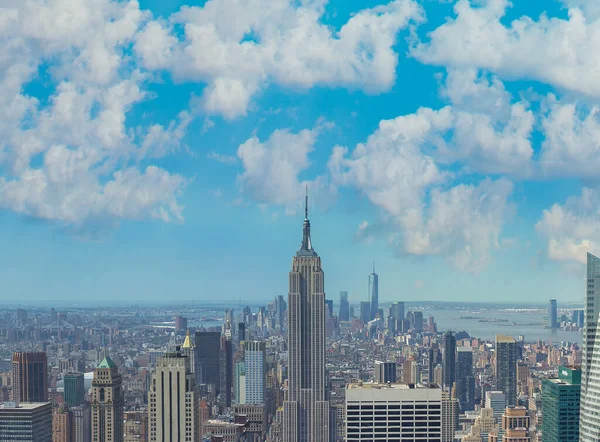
[282,196,329,442]
[244,341,266,405]
[496,335,518,406]
[442,331,456,390]
[542,365,581,442]
[548,299,558,328]
[339,292,350,321]
[581,252,600,441]
[148,348,198,442]
[64,372,85,407]
[346,383,442,441]
[374,361,396,384]
[0,402,52,442]
[369,265,379,320]
[194,331,221,393]
[12,352,48,403]
[91,356,124,442]
[456,347,475,412]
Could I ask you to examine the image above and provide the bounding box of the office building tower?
[427,347,437,382]
[181,329,195,375]
[581,253,600,441]
[124,411,148,442]
[485,391,506,423]
[501,406,530,433]
[442,331,456,390]
[339,291,350,321]
[282,194,329,442]
[275,295,287,328]
[235,362,246,404]
[359,302,370,324]
[148,347,198,442]
[456,347,475,411]
[548,299,558,328]
[64,372,85,407]
[374,361,396,384]
[53,407,72,442]
[174,315,187,332]
[325,299,334,319]
[496,335,518,406]
[516,362,529,396]
[91,356,124,442]
[12,352,48,403]
[390,302,405,323]
[194,331,221,391]
[542,365,581,442]
[220,334,233,407]
[244,341,266,405]
[369,264,379,320]
[238,322,246,343]
[71,402,91,442]
[345,382,442,441]
[442,392,459,442]
[0,401,52,442]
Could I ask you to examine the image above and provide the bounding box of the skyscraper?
[542,365,581,442]
[244,341,266,405]
[64,372,85,407]
[0,402,52,442]
[194,331,221,392]
[456,347,475,411]
[325,299,333,319]
[91,356,124,442]
[496,335,518,407]
[339,291,350,321]
[148,347,198,442]
[369,264,379,320]
[359,302,370,324]
[442,331,456,390]
[390,302,405,323]
[12,352,48,403]
[548,299,558,328]
[220,334,233,407]
[283,193,329,442]
[181,329,195,375]
[374,361,397,384]
[580,252,600,441]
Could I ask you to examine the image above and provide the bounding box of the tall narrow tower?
[91,356,124,442]
[580,252,600,441]
[369,264,379,320]
[283,192,330,442]
[12,352,48,403]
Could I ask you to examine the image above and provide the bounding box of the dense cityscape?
[0,202,592,442]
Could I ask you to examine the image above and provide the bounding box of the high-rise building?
[581,253,600,441]
[91,356,124,442]
[339,292,350,321]
[485,391,506,423]
[64,372,85,407]
[456,347,475,411]
[325,299,333,319]
[496,335,518,406]
[220,334,233,407]
[548,299,558,328]
[244,341,266,405]
[542,365,580,442]
[359,302,370,324]
[345,382,442,441]
[442,331,456,390]
[194,331,221,392]
[174,315,187,332]
[369,265,379,320]
[374,361,397,384]
[390,302,405,323]
[123,411,147,442]
[238,322,246,343]
[181,329,195,375]
[282,194,329,442]
[53,407,72,442]
[12,352,48,403]
[501,406,530,440]
[442,392,459,442]
[0,402,52,442]
[71,402,91,442]
[148,347,198,442]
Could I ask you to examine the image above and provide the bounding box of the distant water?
[422,306,582,344]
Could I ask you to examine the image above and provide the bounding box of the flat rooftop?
[347,382,441,390]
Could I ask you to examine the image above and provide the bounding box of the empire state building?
[283,194,330,442]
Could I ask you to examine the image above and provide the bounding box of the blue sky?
[1,0,599,304]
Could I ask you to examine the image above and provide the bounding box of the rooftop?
[1,402,50,410]
[347,382,441,390]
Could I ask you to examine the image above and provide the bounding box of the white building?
[346,382,442,441]
[485,391,506,423]
[244,341,266,405]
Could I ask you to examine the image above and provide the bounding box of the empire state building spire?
[298,186,315,255]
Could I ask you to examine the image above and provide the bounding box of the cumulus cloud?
[412,0,600,100]
[536,188,600,264]
[236,126,335,213]
[330,110,514,270]
[0,0,190,230]
[135,0,424,118]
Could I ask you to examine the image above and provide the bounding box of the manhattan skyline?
[1,0,598,304]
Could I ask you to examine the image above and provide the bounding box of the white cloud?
[0,0,191,230]
[536,188,600,264]
[135,0,424,119]
[330,110,514,270]
[412,0,600,100]
[208,151,238,165]
[236,126,335,213]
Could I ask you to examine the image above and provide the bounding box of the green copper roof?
[97,355,116,369]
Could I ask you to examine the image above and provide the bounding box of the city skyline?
[0,0,597,304]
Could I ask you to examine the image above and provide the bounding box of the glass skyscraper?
[339,291,349,321]
[496,335,518,407]
[580,253,600,441]
[369,265,378,320]
[442,331,456,390]
[548,299,558,328]
[542,365,580,442]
